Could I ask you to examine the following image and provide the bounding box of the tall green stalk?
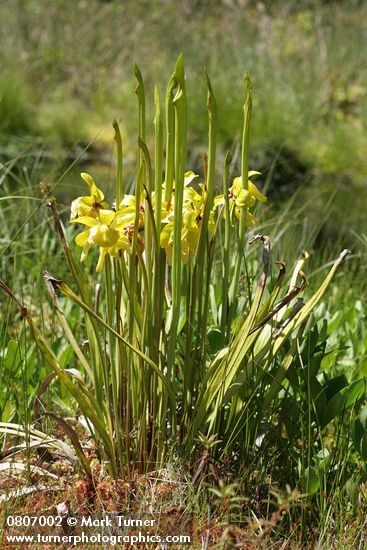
[229,75,252,307]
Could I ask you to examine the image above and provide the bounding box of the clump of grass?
[1,56,352,469]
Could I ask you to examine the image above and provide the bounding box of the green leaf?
[4,340,22,371]
[324,375,348,400]
[352,418,367,461]
[207,328,222,355]
[1,401,16,423]
[345,378,365,407]
[304,465,321,495]
[321,391,345,428]
[59,344,74,369]
[322,378,365,428]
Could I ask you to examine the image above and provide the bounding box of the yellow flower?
[184,171,199,187]
[160,173,214,264]
[70,174,150,271]
[71,209,130,272]
[70,173,108,220]
[115,194,144,230]
[214,171,266,225]
[163,170,199,206]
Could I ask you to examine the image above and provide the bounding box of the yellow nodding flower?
[70,173,108,220]
[115,194,145,230]
[214,171,266,225]
[163,171,199,201]
[71,181,147,271]
[184,171,199,187]
[71,209,131,272]
[69,167,265,271]
[160,173,214,264]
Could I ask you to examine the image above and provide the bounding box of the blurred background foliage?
[0,0,366,267]
[0,0,366,187]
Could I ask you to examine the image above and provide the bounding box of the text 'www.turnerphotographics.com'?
[5,514,192,546]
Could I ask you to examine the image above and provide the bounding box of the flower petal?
[246,209,258,225]
[184,171,199,186]
[236,189,251,207]
[108,235,131,257]
[75,229,90,247]
[98,209,116,225]
[70,197,95,219]
[232,176,242,192]
[89,224,119,248]
[96,248,108,272]
[71,216,99,228]
[160,224,173,248]
[80,243,92,262]
[118,195,136,209]
[81,172,105,202]
[182,210,197,228]
[213,194,224,209]
[248,180,267,202]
